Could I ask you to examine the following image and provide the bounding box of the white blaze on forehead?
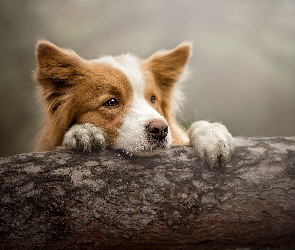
[98,54,145,95]
[98,54,172,153]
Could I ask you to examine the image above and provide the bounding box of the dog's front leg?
[62,123,108,152]
[188,121,234,167]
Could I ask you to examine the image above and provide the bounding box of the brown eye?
[104,98,118,107]
[150,95,156,103]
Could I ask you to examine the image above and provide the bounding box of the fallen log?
[0,137,295,249]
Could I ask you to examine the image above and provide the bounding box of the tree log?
[1,137,295,249]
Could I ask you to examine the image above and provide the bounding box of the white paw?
[62,123,108,152]
[188,121,234,167]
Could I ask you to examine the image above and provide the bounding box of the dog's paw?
[188,121,234,167]
[62,123,108,152]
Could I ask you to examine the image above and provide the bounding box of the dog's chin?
[116,142,170,157]
[135,139,171,157]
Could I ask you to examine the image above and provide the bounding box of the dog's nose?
[146,119,169,140]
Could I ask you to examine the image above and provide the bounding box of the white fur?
[62,123,108,151]
[188,121,234,167]
[99,54,172,154]
[115,99,172,154]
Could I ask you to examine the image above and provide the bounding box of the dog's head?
[34,40,191,154]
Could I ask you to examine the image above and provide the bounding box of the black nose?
[146,119,169,140]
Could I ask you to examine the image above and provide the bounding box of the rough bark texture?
[1,137,295,249]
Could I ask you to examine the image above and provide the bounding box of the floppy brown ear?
[34,40,83,89]
[145,42,192,86]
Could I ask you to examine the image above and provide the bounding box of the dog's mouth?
[116,137,170,157]
[113,118,172,156]
[147,137,169,149]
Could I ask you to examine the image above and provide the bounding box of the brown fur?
[34,40,191,151]
[142,44,191,145]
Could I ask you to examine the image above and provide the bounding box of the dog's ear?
[33,41,84,149]
[33,40,83,129]
[145,42,192,86]
[34,40,84,89]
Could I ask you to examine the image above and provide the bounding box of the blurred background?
[0,0,295,156]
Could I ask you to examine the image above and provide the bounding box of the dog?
[33,40,234,166]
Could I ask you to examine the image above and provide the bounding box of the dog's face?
[34,41,191,153]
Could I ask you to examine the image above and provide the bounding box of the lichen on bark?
[1,137,295,249]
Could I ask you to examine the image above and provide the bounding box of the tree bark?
[1,137,295,249]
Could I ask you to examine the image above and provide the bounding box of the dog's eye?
[104,98,118,107]
[150,95,156,103]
